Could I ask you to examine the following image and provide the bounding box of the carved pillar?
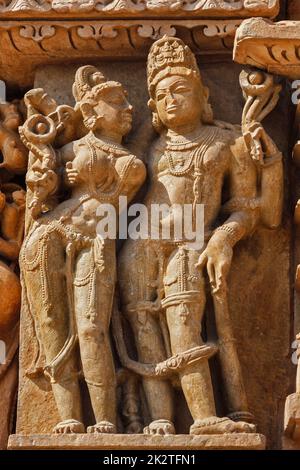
[234,15,300,450]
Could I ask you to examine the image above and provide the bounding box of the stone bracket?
[233,18,300,79]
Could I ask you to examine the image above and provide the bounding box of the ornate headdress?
[72,65,122,107]
[147,36,201,97]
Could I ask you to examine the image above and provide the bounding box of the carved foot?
[190,416,256,435]
[284,393,300,440]
[143,419,175,435]
[87,421,116,434]
[53,419,85,434]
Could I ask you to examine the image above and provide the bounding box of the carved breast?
[73,142,115,188]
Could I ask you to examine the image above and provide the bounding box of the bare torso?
[144,126,235,239]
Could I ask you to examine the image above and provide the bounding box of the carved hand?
[64,161,80,187]
[244,122,279,165]
[195,232,233,293]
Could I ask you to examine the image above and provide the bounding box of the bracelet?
[214,225,241,245]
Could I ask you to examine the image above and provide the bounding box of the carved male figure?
[20,66,145,434]
[118,37,283,435]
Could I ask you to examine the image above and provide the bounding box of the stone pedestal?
[8,433,266,450]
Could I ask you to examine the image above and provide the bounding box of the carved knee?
[79,322,105,343]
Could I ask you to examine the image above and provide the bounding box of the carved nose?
[167,94,176,105]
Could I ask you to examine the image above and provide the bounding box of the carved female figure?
[20,66,146,434]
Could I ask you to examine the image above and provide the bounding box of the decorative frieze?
[0,0,280,18]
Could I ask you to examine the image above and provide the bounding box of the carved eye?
[156,94,166,102]
[108,96,124,106]
[174,86,189,94]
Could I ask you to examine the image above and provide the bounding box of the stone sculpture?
[117,36,283,435]
[0,100,27,449]
[19,65,146,434]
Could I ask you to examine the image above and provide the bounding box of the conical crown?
[147,36,200,95]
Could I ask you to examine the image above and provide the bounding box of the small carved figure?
[0,101,28,175]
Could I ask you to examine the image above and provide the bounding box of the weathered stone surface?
[288,0,300,20]
[8,433,266,450]
[234,18,300,79]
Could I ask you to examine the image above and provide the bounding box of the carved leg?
[22,229,83,432]
[165,250,216,423]
[128,312,175,435]
[74,243,117,433]
[164,247,255,435]
[118,240,174,434]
